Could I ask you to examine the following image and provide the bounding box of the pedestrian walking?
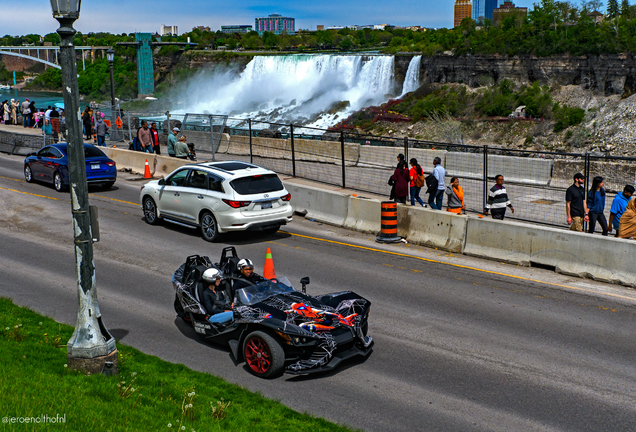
[95,113,108,146]
[21,98,30,128]
[390,160,410,204]
[586,176,608,236]
[427,156,445,210]
[609,185,634,237]
[485,175,515,219]
[618,198,636,239]
[167,127,179,157]
[1,100,8,124]
[28,100,36,128]
[82,106,92,140]
[389,153,406,201]
[446,177,465,214]
[409,158,425,206]
[565,172,589,231]
[175,135,191,160]
[10,99,19,125]
[150,122,161,155]
[137,120,152,153]
[49,108,60,142]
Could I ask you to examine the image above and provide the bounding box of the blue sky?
[3,0,556,37]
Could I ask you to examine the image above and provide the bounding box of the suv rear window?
[230,174,284,195]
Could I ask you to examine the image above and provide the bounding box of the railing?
[108,112,634,231]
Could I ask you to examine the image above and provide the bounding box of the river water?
[0,89,64,110]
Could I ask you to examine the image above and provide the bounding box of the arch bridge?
[0,46,111,70]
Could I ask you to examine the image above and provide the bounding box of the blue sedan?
[24,143,117,192]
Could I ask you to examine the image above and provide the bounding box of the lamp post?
[106,48,116,108]
[50,0,117,375]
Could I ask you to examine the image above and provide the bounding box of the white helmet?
[237,258,254,270]
[202,268,223,282]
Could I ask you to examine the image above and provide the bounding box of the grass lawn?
[0,298,358,431]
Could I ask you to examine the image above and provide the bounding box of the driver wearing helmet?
[201,268,232,324]
[233,258,266,290]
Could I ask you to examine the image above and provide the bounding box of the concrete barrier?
[398,206,468,253]
[343,196,381,234]
[464,216,636,286]
[286,183,349,227]
[103,148,188,177]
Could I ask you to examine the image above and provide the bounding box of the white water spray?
[175,54,396,129]
[401,55,422,96]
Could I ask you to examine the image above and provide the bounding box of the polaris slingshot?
[172,247,373,378]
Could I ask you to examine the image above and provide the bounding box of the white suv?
[139,161,293,241]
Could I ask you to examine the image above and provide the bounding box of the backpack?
[415,171,425,188]
[425,173,438,194]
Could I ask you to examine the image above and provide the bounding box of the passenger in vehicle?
[201,268,233,324]
[233,259,266,290]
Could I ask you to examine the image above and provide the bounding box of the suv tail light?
[281,193,291,201]
[106,161,116,167]
[223,199,251,208]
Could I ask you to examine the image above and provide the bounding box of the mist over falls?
[173,54,419,129]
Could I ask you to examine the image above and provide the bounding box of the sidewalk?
[0,122,47,137]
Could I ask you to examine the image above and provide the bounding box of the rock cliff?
[395,54,636,97]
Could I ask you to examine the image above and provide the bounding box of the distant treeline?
[4,0,636,56]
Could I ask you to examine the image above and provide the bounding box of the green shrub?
[553,103,586,133]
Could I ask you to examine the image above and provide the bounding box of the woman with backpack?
[587,175,608,236]
[409,158,426,207]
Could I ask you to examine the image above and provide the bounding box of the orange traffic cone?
[263,247,277,280]
[143,159,151,179]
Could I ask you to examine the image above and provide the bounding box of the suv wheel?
[143,197,159,225]
[200,211,219,242]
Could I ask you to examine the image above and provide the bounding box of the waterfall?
[401,55,422,96]
[178,54,396,128]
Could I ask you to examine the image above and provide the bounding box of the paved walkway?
[0,122,46,137]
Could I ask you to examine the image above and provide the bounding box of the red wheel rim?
[245,337,271,374]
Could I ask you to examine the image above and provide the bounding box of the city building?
[472,0,498,22]
[374,24,394,30]
[160,25,178,36]
[454,0,473,27]
[193,26,211,32]
[221,25,253,34]
[255,14,295,35]
[316,25,325,31]
[492,0,528,25]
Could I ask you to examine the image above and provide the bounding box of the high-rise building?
[472,0,498,22]
[454,0,472,27]
[160,25,178,36]
[255,14,295,35]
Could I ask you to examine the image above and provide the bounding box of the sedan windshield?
[236,277,295,305]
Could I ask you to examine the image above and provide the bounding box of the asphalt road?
[1,153,635,432]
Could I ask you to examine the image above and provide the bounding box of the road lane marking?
[280,231,636,303]
[0,186,64,201]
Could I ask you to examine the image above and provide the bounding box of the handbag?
[388,175,395,186]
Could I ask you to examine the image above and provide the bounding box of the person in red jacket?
[150,122,161,155]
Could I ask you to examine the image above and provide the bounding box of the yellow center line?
[0,186,64,201]
[280,231,636,303]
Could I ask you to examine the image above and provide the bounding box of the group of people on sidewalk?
[1,98,65,142]
[565,172,636,238]
[389,154,636,238]
[131,122,195,160]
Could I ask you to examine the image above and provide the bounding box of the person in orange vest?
[233,259,266,290]
[446,177,465,214]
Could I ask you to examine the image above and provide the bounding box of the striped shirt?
[486,184,511,209]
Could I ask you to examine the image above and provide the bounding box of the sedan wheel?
[200,211,219,242]
[143,197,159,225]
[53,172,65,192]
[243,331,285,378]
[24,165,33,183]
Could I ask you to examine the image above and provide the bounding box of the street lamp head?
[106,48,115,63]
[50,0,82,19]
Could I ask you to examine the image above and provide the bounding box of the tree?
[607,0,619,16]
[620,0,630,15]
